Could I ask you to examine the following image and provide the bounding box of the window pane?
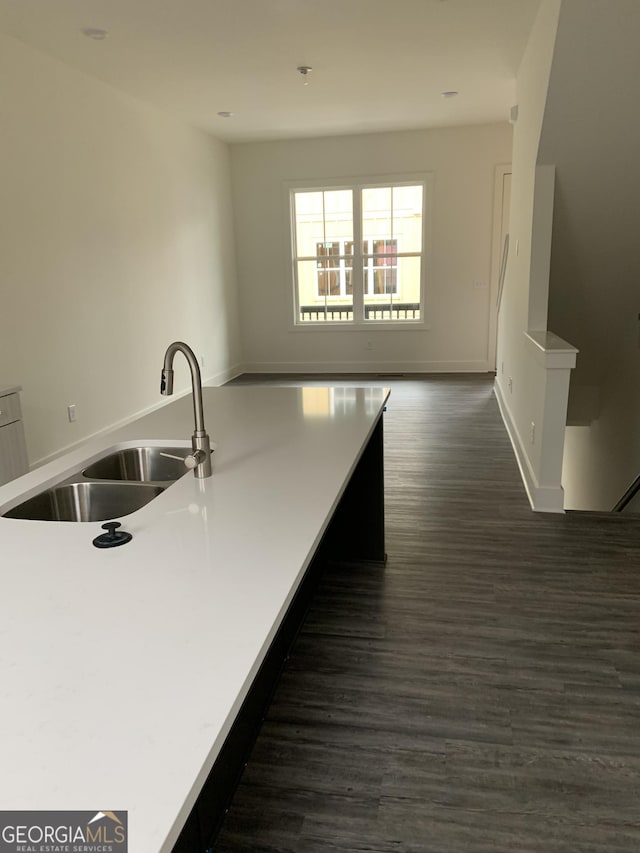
[316,241,341,263]
[323,191,353,254]
[392,185,423,252]
[315,241,352,297]
[373,266,397,294]
[361,185,424,255]
[296,259,319,307]
[345,266,353,296]
[363,239,398,295]
[362,187,391,248]
[297,259,353,323]
[363,255,421,322]
[294,190,353,259]
[372,239,397,260]
[324,190,352,219]
[294,192,324,256]
[396,255,421,303]
[364,263,397,295]
[317,261,341,295]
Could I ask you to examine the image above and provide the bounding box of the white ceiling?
[0,0,541,144]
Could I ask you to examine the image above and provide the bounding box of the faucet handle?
[184,450,206,470]
[159,451,187,462]
[159,449,208,470]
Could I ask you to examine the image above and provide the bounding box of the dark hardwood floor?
[215,374,640,852]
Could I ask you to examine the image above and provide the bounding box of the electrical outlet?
[530,421,535,444]
[200,354,205,369]
[67,404,77,423]
[501,361,504,375]
[366,340,373,350]
[508,377,513,394]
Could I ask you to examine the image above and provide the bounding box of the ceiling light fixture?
[297,65,312,86]
[81,27,109,40]
[217,111,235,118]
[440,90,459,99]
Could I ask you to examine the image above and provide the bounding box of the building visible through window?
[316,241,353,297]
[365,239,398,295]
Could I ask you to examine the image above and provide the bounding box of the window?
[290,180,426,325]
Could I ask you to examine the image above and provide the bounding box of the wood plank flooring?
[215,374,640,852]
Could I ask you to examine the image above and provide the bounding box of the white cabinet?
[0,386,28,486]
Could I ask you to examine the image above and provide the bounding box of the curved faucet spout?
[160,342,212,478]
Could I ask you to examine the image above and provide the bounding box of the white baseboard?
[493,379,565,513]
[241,359,493,374]
[205,362,245,387]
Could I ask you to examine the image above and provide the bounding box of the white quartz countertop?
[0,384,388,852]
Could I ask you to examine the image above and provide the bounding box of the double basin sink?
[2,446,189,522]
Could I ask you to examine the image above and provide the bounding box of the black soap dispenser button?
[93,521,133,549]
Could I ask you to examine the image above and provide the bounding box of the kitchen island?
[0,384,388,852]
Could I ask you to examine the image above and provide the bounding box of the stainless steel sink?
[3,482,164,522]
[82,446,189,482]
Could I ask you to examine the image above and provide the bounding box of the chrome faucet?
[160,342,212,478]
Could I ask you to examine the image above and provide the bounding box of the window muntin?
[292,181,425,325]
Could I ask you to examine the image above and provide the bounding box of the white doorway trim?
[489,164,512,370]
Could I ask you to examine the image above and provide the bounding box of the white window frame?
[286,173,433,330]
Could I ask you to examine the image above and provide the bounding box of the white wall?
[562,358,640,511]
[494,0,567,510]
[231,124,512,373]
[539,0,640,509]
[0,33,242,465]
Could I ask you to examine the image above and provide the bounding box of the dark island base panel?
[172,416,385,853]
